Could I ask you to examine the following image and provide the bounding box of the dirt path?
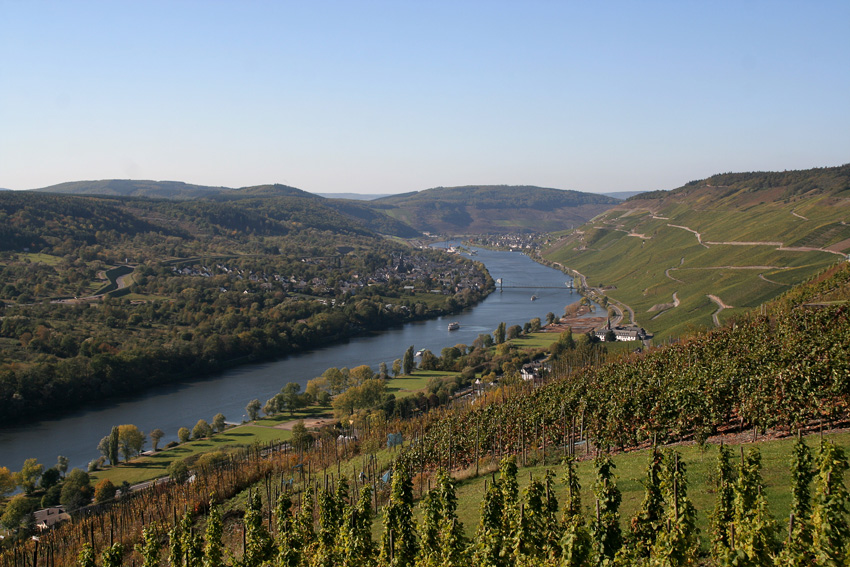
[666,221,845,257]
[707,294,733,327]
[271,417,337,430]
[649,292,680,318]
[667,224,709,248]
[759,273,789,286]
[791,209,809,221]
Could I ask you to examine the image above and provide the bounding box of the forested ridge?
[630,163,850,202]
[0,191,492,425]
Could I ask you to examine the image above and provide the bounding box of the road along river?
[0,245,583,471]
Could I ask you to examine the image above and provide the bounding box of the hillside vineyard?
[2,260,850,565]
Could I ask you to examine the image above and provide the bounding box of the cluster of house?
[171,254,488,298]
[593,320,649,342]
[469,234,543,251]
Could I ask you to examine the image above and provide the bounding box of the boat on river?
[448,322,460,330]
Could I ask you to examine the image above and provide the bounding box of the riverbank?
[0,245,585,473]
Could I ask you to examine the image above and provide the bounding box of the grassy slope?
[542,172,848,340]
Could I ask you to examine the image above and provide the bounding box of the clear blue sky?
[1,1,848,194]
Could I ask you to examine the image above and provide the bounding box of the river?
[0,245,583,472]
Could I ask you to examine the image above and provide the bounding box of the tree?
[178,427,191,443]
[94,478,117,503]
[323,367,348,394]
[494,322,506,344]
[379,361,389,380]
[60,468,92,510]
[1,494,35,531]
[40,467,61,490]
[108,426,119,467]
[0,466,15,498]
[473,333,494,349]
[246,398,262,421]
[281,382,303,415]
[392,359,402,377]
[150,428,165,451]
[97,435,111,462]
[419,349,439,371]
[16,458,43,494]
[263,397,279,417]
[167,459,189,483]
[529,317,542,332]
[403,345,415,375]
[117,424,145,461]
[212,413,226,433]
[192,419,213,439]
[546,311,556,325]
[507,325,522,339]
[291,420,313,452]
[56,455,69,477]
[350,365,374,386]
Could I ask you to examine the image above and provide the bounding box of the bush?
[88,457,105,472]
[167,460,189,483]
[94,479,117,503]
[195,450,228,470]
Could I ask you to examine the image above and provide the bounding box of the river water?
[0,246,580,472]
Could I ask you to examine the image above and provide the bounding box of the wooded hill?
[34,180,620,236]
[0,189,494,425]
[369,185,618,234]
[542,164,850,339]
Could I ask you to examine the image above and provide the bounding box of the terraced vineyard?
[542,164,850,339]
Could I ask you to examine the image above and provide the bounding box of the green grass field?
[15,253,64,266]
[91,425,291,486]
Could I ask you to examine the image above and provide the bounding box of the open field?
[90,425,290,486]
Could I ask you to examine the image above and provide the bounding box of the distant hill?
[542,163,850,339]
[601,191,645,200]
[368,185,618,234]
[316,192,392,200]
[36,179,235,200]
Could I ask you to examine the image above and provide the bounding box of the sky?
[1,1,848,195]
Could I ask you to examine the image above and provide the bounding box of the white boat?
[447,322,460,330]
[531,295,538,301]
